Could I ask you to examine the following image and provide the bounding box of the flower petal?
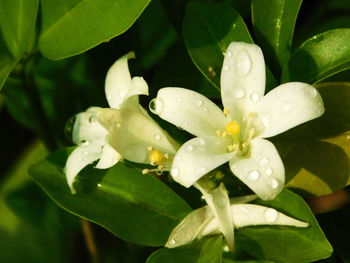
[95,143,122,169]
[97,108,178,164]
[72,107,107,144]
[195,182,234,252]
[229,138,284,200]
[151,88,226,137]
[254,82,325,138]
[65,138,105,194]
[220,42,266,117]
[105,52,148,109]
[170,136,235,187]
[231,204,309,228]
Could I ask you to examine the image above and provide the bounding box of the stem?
[81,219,101,263]
[21,69,56,151]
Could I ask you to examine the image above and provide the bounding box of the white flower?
[165,195,309,249]
[150,42,324,250]
[65,52,177,193]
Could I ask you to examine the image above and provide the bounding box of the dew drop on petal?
[107,94,112,100]
[196,167,207,175]
[196,100,203,107]
[203,107,208,112]
[250,92,260,102]
[169,239,176,245]
[198,138,205,145]
[177,97,183,103]
[171,167,179,178]
[240,206,248,213]
[81,141,90,147]
[223,65,229,71]
[232,89,245,99]
[248,170,260,181]
[259,158,269,166]
[271,178,279,189]
[120,91,126,98]
[265,167,273,176]
[235,50,251,76]
[153,133,161,140]
[186,145,194,152]
[282,102,292,112]
[264,208,278,223]
[262,114,272,124]
[226,51,232,57]
[149,98,163,114]
[84,151,88,155]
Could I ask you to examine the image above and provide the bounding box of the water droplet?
[248,170,260,181]
[264,208,278,223]
[312,35,317,40]
[259,158,268,166]
[84,151,89,155]
[115,122,121,129]
[171,168,179,178]
[223,65,229,71]
[239,206,248,213]
[169,239,176,245]
[271,178,279,189]
[203,107,208,112]
[201,195,206,201]
[81,141,90,147]
[198,138,205,145]
[186,145,194,152]
[149,98,163,114]
[226,51,232,57]
[97,183,102,188]
[196,100,203,107]
[283,102,292,112]
[196,167,207,175]
[120,91,126,98]
[177,97,183,103]
[262,114,272,124]
[232,89,245,99]
[183,120,189,126]
[153,133,161,140]
[107,94,112,100]
[250,92,260,102]
[235,50,251,76]
[265,167,273,175]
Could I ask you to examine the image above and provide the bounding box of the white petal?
[229,138,284,200]
[195,182,234,252]
[220,42,266,117]
[170,136,235,187]
[65,138,105,194]
[254,82,325,138]
[231,204,309,228]
[97,108,178,164]
[151,88,226,137]
[166,205,212,248]
[105,52,149,109]
[95,143,122,169]
[72,107,107,144]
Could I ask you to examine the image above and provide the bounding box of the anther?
[147,146,153,151]
[225,121,241,135]
[216,130,222,136]
[223,108,230,116]
[248,112,255,118]
[142,169,149,174]
[164,153,169,159]
[149,149,163,166]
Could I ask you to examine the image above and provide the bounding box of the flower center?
[217,109,256,155]
[142,147,170,175]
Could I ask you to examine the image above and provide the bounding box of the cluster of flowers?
[65,42,324,251]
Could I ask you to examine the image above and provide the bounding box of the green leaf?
[0,38,19,90]
[0,0,39,57]
[282,29,350,84]
[39,0,151,60]
[251,0,302,78]
[310,82,350,137]
[146,236,223,263]
[29,147,192,246]
[182,1,277,93]
[236,189,332,262]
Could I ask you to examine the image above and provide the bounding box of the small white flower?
[150,41,324,250]
[65,52,177,193]
[165,196,309,249]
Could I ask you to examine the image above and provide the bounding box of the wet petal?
[151,88,226,137]
[195,182,234,252]
[170,136,235,187]
[254,82,325,138]
[97,108,177,164]
[105,52,148,109]
[229,138,284,200]
[65,138,105,194]
[95,143,122,169]
[72,107,107,144]
[221,42,266,117]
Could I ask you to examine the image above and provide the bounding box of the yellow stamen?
[164,153,169,159]
[142,169,149,174]
[223,108,230,116]
[225,121,241,135]
[149,149,163,166]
